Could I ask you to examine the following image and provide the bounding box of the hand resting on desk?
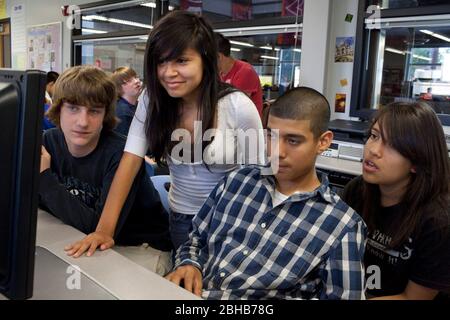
[64,231,115,258]
[165,265,203,297]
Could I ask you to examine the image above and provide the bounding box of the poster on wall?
[27,22,62,73]
[335,93,347,113]
[11,3,26,69]
[335,36,354,63]
[232,1,252,20]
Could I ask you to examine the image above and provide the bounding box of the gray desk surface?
[3,158,360,300]
[32,210,199,300]
[316,155,362,176]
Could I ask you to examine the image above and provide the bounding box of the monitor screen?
[0,69,46,299]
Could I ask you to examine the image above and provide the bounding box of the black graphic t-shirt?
[343,176,450,297]
[39,128,173,251]
[62,175,100,209]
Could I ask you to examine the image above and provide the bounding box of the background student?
[111,66,142,136]
[40,65,173,275]
[216,33,264,117]
[43,71,59,130]
[342,101,450,300]
[166,87,367,300]
[45,70,59,105]
[65,10,264,256]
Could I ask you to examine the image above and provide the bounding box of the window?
[368,0,449,10]
[74,37,146,74]
[73,0,303,101]
[223,31,302,101]
[169,0,304,23]
[351,1,450,118]
[80,1,155,35]
[73,1,160,72]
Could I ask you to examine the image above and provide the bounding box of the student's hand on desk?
[64,231,115,258]
[165,265,203,297]
[40,146,51,173]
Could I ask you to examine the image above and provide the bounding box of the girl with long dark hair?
[64,11,264,257]
[343,101,450,299]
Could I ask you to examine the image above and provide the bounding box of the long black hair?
[362,102,450,247]
[143,11,220,166]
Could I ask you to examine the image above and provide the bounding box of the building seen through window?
[351,1,450,118]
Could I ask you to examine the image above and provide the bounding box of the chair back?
[150,175,170,213]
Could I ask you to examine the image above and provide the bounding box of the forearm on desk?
[96,152,143,236]
[39,169,99,233]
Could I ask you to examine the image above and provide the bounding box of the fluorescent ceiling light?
[261,55,279,60]
[386,46,432,61]
[420,29,450,42]
[260,46,282,52]
[82,15,152,29]
[230,47,241,52]
[217,24,302,37]
[216,23,302,33]
[83,15,108,21]
[230,40,254,47]
[108,17,152,29]
[385,47,405,55]
[141,2,174,10]
[413,54,432,62]
[82,28,107,34]
[141,2,156,8]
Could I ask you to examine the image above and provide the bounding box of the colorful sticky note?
[345,14,353,23]
[340,79,348,87]
[0,0,6,19]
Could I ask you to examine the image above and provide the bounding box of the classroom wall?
[300,0,331,93]
[6,0,91,72]
[324,0,359,120]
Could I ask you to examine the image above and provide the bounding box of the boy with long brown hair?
[40,65,173,275]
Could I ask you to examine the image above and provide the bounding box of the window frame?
[71,1,303,76]
[350,0,450,120]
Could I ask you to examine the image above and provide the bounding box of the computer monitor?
[0,69,46,299]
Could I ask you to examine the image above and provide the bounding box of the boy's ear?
[316,130,333,154]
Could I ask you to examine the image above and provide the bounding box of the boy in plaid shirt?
[166,87,367,299]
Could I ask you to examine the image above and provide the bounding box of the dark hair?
[48,65,117,132]
[46,71,59,84]
[269,86,330,138]
[144,11,220,165]
[362,101,450,247]
[215,33,231,57]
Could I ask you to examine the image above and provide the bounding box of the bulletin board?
[27,22,62,73]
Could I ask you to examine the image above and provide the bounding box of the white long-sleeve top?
[125,91,265,215]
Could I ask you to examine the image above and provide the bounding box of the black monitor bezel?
[0,69,45,300]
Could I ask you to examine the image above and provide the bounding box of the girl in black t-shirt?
[343,101,450,300]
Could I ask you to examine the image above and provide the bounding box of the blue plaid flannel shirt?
[175,167,367,300]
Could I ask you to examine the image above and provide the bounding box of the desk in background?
[316,155,362,193]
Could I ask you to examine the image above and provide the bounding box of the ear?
[410,166,416,173]
[316,130,333,154]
